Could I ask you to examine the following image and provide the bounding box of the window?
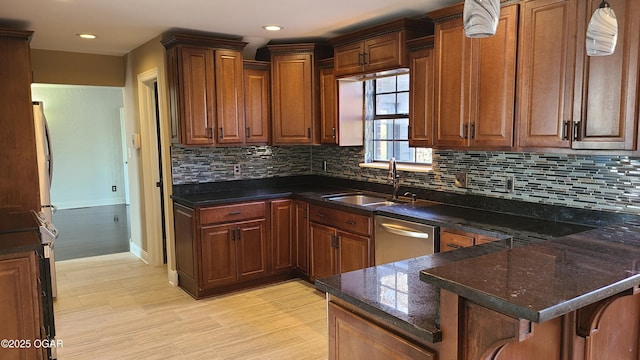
[365,73,432,164]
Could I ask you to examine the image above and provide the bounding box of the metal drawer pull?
[446,243,462,249]
[345,220,356,225]
[228,211,241,215]
[379,223,429,239]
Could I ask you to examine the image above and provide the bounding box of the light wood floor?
[54,253,328,359]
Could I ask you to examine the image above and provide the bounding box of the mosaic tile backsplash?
[172,145,640,216]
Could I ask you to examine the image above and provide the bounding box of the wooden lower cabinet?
[173,201,292,299]
[439,227,499,252]
[328,301,436,360]
[438,288,640,360]
[270,199,294,273]
[0,251,44,360]
[201,219,267,288]
[309,205,373,280]
[294,201,310,276]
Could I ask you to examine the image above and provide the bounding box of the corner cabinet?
[429,3,518,150]
[407,36,435,147]
[308,205,373,280]
[439,227,499,252]
[243,60,271,144]
[329,18,434,78]
[162,34,247,146]
[268,43,333,145]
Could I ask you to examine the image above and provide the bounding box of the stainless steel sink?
[326,194,396,207]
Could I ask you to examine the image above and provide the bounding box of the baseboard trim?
[129,240,149,264]
[168,269,179,287]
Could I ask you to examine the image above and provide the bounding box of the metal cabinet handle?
[470,123,475,140]
[332,127,336,139]
[379,223,429,239]
[206,128,213,139]
[562,120,570,140]
[316,212,325,218]
[231,228,236,241]
[446,243,462,249]
[228,211,241,216]
[345,220,356,225]
[463,124,469,139]
[220,127,224,139]
[573,121,581,141]
[246,127,251,138]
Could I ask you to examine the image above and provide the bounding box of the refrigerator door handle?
[44,115,53,185]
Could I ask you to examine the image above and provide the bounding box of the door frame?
[136,68,176,282]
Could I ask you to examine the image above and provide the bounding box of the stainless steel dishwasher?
[375,215,437,265]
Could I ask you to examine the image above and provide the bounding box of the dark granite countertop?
[170,176,640,344]
[420,222,640,323]
[0,231,42,255]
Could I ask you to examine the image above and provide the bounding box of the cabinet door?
[295,201,310,275]
[328,302,436,360]
[334,42,365,77]
[236,219,268,281]
[409,46,435,147]
[337,231,372,274]
[434,16,472,148]
[517,0,577,149]
[471,4,518,148]
[200,223,236,288]
[180,46,216,145]
[572,0,640,150]
[0,252,43,360]
[173,204,196,284]
[320,66,338,144]
[215,49,245,144]
[271,200,294,273]
[364,32,403,73]
[271,52,314,144]
[243,65,270,144]
[310,223,337,279]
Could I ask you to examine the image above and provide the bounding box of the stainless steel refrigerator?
[33,101,58,297]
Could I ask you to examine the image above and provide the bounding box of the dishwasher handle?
[379,223,430,239]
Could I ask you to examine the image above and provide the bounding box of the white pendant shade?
[586,1,618,56]
[463,0,500,38]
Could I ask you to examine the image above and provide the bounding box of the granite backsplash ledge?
[171,144,640,217]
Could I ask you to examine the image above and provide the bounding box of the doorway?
[136,68,172,270]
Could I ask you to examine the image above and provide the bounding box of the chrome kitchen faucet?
[388,157,400,200]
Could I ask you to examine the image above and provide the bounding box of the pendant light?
[463,0,501,38]
[586,0,618,56]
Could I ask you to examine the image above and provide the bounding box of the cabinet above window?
[329,18,434,78]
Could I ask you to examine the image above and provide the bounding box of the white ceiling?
[1,0,459,58]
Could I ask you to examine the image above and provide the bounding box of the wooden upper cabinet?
[431,4,518,150]
[572,0,640,151]
[268,43,332,145]
[215,49,245,144]
[0,29,40,212]
[319,59,338,145]
[162,34,247,146]
[318,58,365,146]
[330,18,434,78]
[243,61,270,144]
[408,36,435,147]
[517,0,577,149]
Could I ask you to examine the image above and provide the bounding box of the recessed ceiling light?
[263,25,283,31]
[77,33,97,39]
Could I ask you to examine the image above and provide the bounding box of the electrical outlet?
[506,176,515,193]
[112,185,117,192]
[454,172,468,188]
[233,164,241,176]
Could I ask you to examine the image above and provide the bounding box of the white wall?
[31,84,126,209]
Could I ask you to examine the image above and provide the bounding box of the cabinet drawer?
[309,205,372,236]
[440,230,474,252]
[200,202,265,224]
